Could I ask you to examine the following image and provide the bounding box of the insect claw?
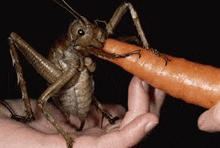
[109,116,120,125]
[149,48,171,66]
[163,56,171,66]
[159,54,171,66]
[135,49,142,58]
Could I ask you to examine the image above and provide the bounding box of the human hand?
[198,101,220,132]
[0,76,165,148]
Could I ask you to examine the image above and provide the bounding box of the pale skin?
[0,76,165,148]
[198,101,220,132]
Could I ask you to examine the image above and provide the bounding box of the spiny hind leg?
[37,67,79,148]
[7,34,34,122]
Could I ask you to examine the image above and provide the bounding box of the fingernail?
[145,121,158,132]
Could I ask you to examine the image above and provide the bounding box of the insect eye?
[78,29,85,36]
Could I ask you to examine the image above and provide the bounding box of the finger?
[120,76,150,129]
[128,76,149,114]
[198,101,220,132]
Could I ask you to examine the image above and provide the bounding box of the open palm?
[0,76,164,148]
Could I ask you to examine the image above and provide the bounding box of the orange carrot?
[101,39,220,109]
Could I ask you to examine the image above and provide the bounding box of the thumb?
[198,101,220,132]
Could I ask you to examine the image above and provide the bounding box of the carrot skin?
[102,39,220,109]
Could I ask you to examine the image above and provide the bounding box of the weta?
[2,0,168,147]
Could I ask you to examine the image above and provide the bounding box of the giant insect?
[2,0,168,147]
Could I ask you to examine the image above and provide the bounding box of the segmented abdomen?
[53,68,94,120]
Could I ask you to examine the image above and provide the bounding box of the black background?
[1,0,220,147]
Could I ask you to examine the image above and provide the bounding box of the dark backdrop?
[0,0,220,147]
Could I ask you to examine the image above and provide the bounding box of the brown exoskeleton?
[2,0,168,147]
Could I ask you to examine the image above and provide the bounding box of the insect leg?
[106,2,170,64]
[38,67,78,148]
[8,36,34,122]
[106,2,150,48]
[93,97,119,126]
[0,100,16,116]
[0,100,30,123]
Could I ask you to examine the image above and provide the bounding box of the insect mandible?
[2,0,168,147]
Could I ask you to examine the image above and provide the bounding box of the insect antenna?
[53,0,88,22]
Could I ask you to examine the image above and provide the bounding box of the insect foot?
[11,114,35,123]
[108,116,120,125]
[102,109,120,125]
[0,100,34,123]
[150,48,171,66]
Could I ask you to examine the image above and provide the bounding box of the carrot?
[101,39,220,109]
